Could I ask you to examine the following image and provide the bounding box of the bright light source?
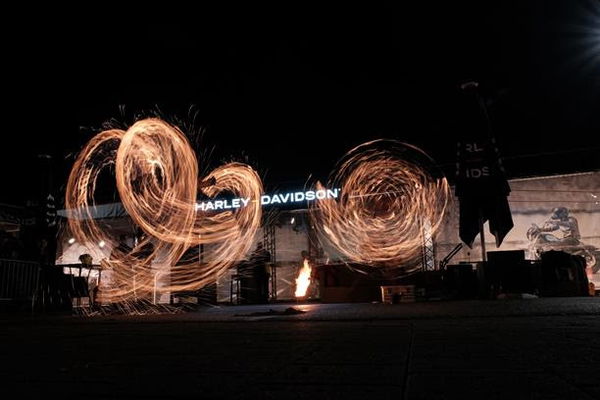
[290,217,295,224]
[569,2,600,76]
[99,240,106,248]
[68,238,75,244]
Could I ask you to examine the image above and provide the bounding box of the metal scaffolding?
[263,220,277,300]
[421,218,436,271]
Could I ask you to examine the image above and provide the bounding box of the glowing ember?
[66,118,263,305]
[310,139,449,274]
[295,258,312,298]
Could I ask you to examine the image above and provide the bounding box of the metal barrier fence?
[0,259,40,301]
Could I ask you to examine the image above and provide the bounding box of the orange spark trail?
[310,140,449,273]
[66,118,262,304]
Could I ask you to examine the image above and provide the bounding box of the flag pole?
[479,210,487,262]
[472,83,488,264]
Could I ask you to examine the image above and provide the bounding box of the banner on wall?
[435,172,600,278]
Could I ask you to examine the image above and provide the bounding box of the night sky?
[2,1,599,205]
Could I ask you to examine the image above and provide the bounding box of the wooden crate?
[380,285,416,303]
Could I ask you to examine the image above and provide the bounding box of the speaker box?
[444,263,477,299]
[539,250,588,297]
[487,250,525,265]
[486,250,532,294]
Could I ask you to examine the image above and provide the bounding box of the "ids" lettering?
[466,167,490,178]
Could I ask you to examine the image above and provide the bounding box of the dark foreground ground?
[2,298,600,399]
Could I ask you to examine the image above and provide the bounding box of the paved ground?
[2,298,600,399]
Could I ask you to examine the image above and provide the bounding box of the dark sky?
[2,1,599,205]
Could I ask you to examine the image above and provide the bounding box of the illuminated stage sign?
[196,188,341,212]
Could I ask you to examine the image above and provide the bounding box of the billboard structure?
[436,171,600,284]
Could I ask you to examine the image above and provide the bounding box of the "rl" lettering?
[465,143,484,152]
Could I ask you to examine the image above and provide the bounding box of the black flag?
[455,82,513,248]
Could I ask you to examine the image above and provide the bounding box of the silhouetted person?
[251,242,271,303]
[79,253,92,267]
[238,242,271,304]
[73,253,93,306]
[38,238,51,265]
[0,230,20,259]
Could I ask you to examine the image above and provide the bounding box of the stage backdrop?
[435,171,600,282]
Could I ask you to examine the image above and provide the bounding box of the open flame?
[295,258,312,298]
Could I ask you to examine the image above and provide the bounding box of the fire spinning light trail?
[310,140,449,273]
[66,118,262,303]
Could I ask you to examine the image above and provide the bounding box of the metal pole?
[153,272,158,305]
[479,213,487,262]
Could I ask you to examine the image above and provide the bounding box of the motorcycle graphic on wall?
[526,207,599,273]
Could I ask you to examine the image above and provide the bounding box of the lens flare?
[311,140,449,273]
